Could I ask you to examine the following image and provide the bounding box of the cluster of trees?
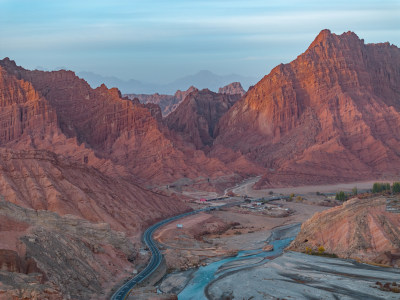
[335,191,346,201]
[393,182,400,194]
[334,182,400,202]
[372,182,400,194]
[304,245,338,258]
[372,182,391,193]
[335,187,358,201]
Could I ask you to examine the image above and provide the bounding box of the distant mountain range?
[77,70,259,94]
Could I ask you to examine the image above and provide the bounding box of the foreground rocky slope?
[0,200,137,299]
[214,30,400,187]
[288,197,400,266]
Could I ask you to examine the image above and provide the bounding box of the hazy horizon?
[1,0,399,84]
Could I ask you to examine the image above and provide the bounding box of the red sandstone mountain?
[0,59,237,186]
[165,89,242,150]
[126,86,198,116]
[218,82,245,96]
[164,88,263,178]
[0,148,189,234]
[0,54,191,245]
[214,30,400,187]
[0,60,194,298]
[288,197,400,267]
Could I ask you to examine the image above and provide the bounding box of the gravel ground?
[206,251,400,300]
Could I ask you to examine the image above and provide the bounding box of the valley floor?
[128,178,399,299]
[141,184,332,298]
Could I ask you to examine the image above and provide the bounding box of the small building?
[177,224,183,228]
[199,198,207,202]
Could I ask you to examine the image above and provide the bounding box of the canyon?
[0,29,400,299]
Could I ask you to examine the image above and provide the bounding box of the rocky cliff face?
[0,63,58,146]
[218,82,245,96]
[126,86,198,116]
[214,30,400,187]
[288,197,400,267]
[0,59,238,186]
[165,89,241,150]
[0,61,197,298]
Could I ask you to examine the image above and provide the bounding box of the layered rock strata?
[288,197,400,266]
[214,30,400,187]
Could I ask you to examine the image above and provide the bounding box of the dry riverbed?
[152,198,329,296]
[206,251,400,300]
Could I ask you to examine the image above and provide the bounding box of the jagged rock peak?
[308,29,363,50]
[174,85,198,98]
[218,82,245,96]
[0,57,17,68]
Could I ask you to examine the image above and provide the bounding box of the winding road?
[111,207,214,300]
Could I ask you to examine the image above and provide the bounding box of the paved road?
[110,207,214,300]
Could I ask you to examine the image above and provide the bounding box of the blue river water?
[178,228,298,300]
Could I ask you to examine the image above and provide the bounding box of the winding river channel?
[178,223,301,299]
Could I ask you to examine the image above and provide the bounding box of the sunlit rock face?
[214,30,400,187]
[0,58,240,186]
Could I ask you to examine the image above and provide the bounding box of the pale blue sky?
[0,0,399,83]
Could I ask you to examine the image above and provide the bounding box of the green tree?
[352,186,358,196]
[384,183,391,191]
[373,182,381,193]
[372,182,392,193]
[392,182,400,194]
[288,193,295,201]
[335,191,346,201]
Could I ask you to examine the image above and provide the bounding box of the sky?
[0,0,399,84]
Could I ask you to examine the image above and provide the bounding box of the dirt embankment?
[288,196,400,266]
